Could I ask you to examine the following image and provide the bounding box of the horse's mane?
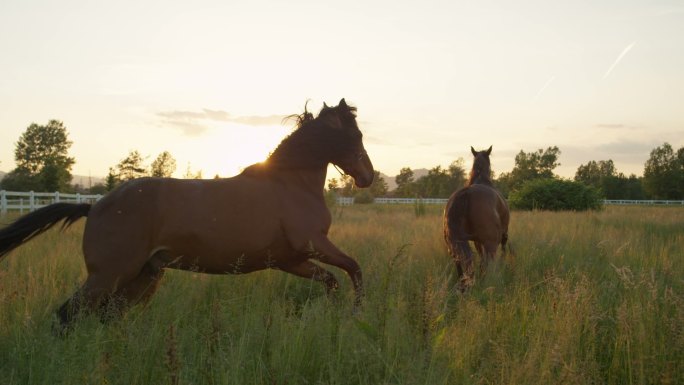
[241,102,359,175]
[467,152,493,186]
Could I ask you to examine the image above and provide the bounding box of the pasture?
[0,205,682,384]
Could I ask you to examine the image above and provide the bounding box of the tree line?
[331,144,684,203]
[2,120,683,202]
[0,120,199,194]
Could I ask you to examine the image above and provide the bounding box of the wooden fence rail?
[0,190,103,216]
[336,197,684,206]
[1,190,682,215]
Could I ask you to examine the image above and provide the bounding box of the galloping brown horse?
[443,146,510,287]
[0,99,374,327]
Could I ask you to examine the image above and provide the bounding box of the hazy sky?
[1,0,683,182]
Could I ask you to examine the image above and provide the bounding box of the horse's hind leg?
[56,272,125,331]
[480,241,500,276]
[501,232,511,256]
[474,241,486,274]
[455,240,474,290]
[113,260,166,307]
[279,260,340,295]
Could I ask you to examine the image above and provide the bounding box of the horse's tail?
[444,189,473,282]
[502,233,515,258]
[444,189,472,255]
[446,188,471,242]
[0,203,90,259]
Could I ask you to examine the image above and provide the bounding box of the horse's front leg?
[307,236,363,308]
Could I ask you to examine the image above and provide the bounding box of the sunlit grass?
[0,205,682,384]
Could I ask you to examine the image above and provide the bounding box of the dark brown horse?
[443,146,510,287]
[0,99,374,327]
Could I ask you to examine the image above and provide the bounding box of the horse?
[443,146,510,288]
[0,98,374,328]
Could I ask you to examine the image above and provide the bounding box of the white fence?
[1,191,682,215]
[336,197,448,206]
[0,190,103,215]
[337,196,684,206]
[603,199,684,206]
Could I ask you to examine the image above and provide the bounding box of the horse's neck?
[468,171,493,186]
[281,167,328,198]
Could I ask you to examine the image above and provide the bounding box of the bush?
[353,190,375,204]
[324,190,338,208]
[509,178,602,211]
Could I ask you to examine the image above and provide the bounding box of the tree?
[446,159,467,192]
[607,174,645,200]
[150,151,177,177]
[575,160,616,187]
[105,167,119,191]
[412,159,466,198]
[368,170,389,198]
[88,183,108,194]
[643,143,684,199]
[328,174,355,197]
[4,120,75,191]
[497,146,561,193]
[182,163,203,179]
[574,160,646,199]
[1,167,40,191]
[117,150,147,181]
[575,159,616,198]
[394,167,415,196]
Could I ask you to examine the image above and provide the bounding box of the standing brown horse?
[0,99,374,328]
[443,146,510,287]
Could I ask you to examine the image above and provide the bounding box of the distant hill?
[71,174,106,188]
[379,168,429,191]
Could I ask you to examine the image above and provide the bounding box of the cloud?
[595,123,625,129]
[157,108,287,136]
[594,123,645,130]
[160,118,210,136]
[364,134,390,145]
[594,139,660,155]
[231,115,286,126]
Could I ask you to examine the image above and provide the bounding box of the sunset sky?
[1,0,683,183]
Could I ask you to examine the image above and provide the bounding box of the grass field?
[0,205,683,384]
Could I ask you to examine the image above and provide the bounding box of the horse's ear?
[339,98,347,108]
[471,146,477,156]
[486,146,492,155]
[323,102,329,108]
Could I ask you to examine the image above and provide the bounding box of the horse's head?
[319,99,374,188]
[469,146,493,185]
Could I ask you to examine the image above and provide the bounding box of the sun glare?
[194,122,291,178]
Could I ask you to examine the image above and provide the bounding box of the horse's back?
[83,176,288,272]
[444,184,508,243]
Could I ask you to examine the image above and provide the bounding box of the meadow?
[0,204,682,384]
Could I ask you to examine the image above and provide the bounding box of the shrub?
[324,190,338,208]
[353,190,375,204]
[509,178,602,211]
[413,197,426,217]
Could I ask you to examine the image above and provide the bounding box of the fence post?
[0,190,6,216]
[29,191,35,212]
[76,193,81,203]
[54,191,60,203]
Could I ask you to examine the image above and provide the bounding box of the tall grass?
[0,206,682,384]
